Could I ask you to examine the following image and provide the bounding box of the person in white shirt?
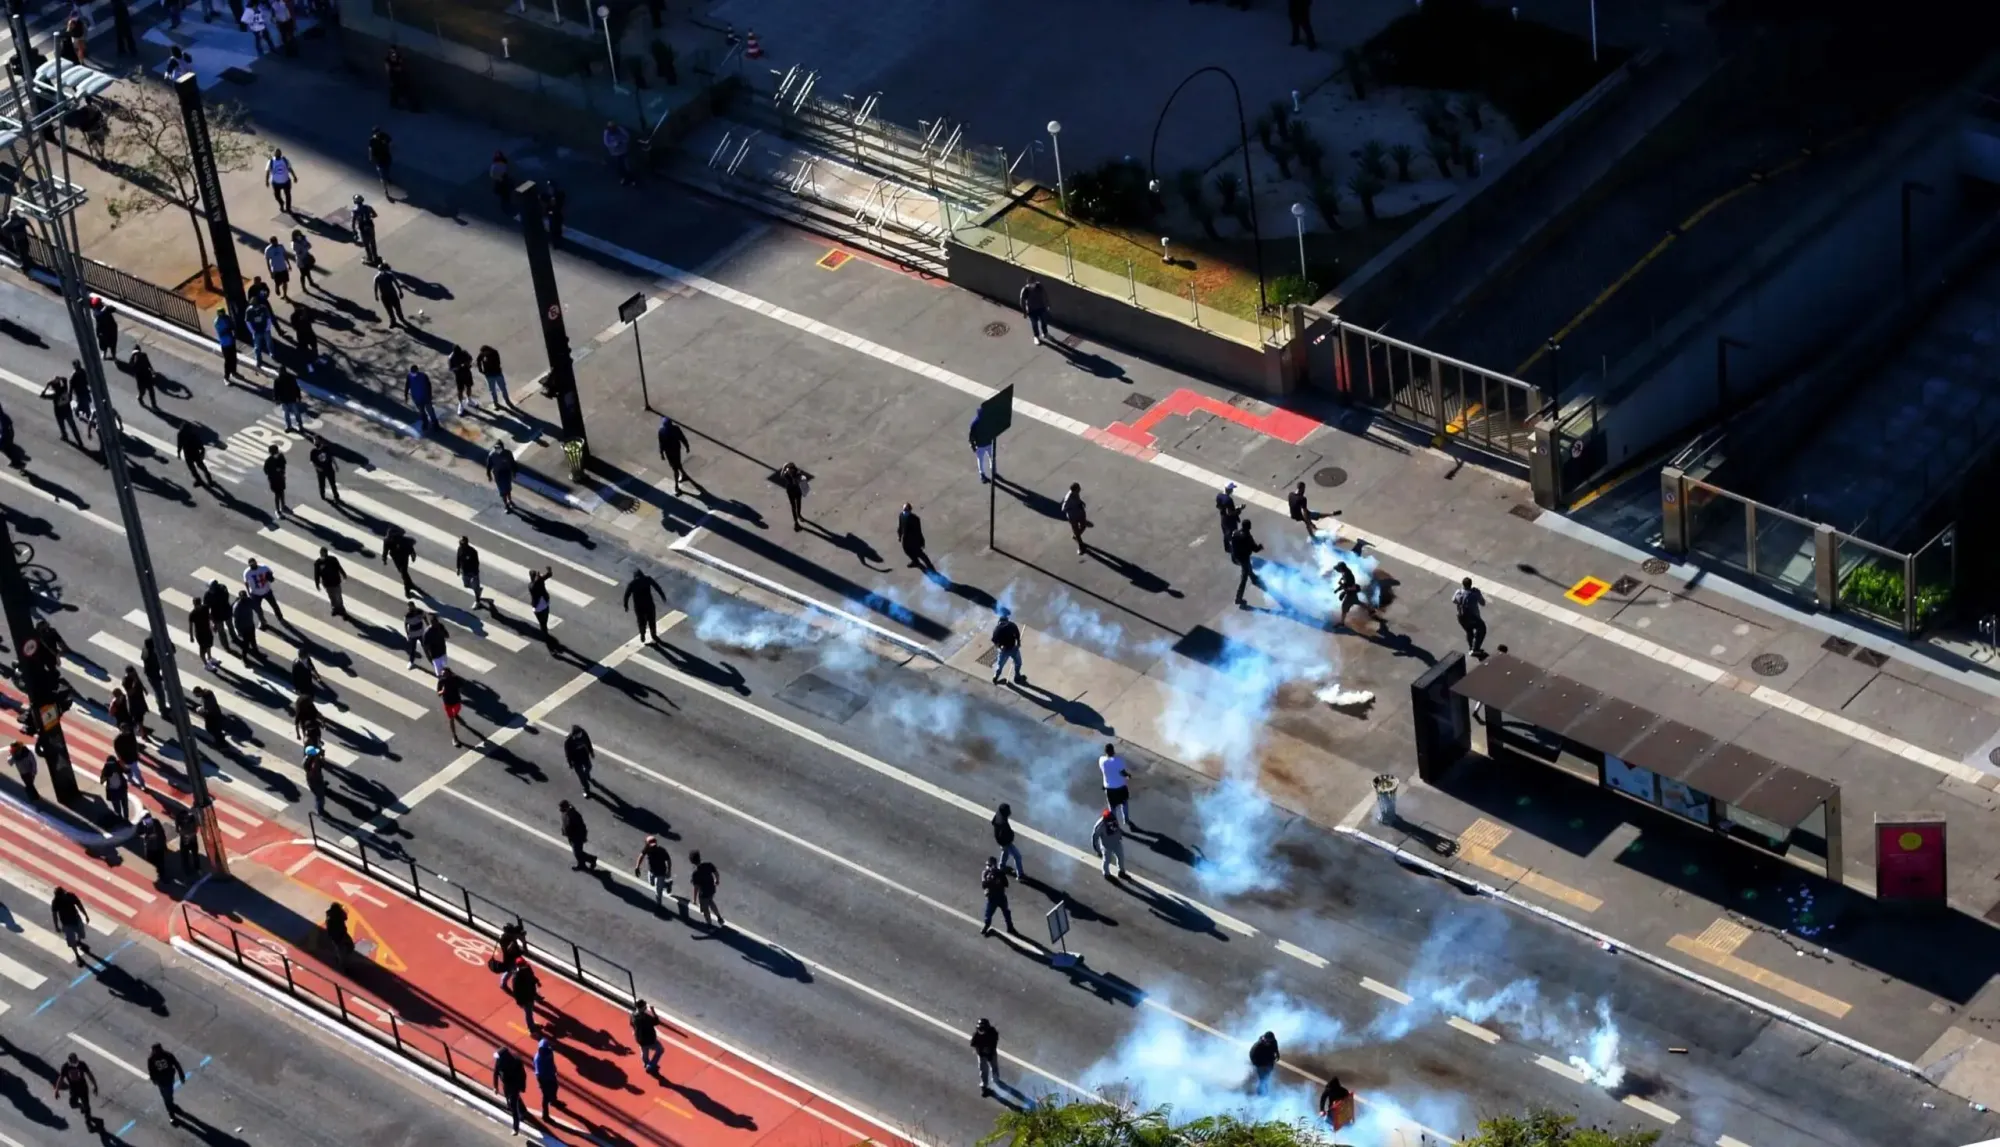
[1099,743,1133,832]
[264,146,294,212]
[1090,808,1126,879]
[242,556,284,628]
[262,236,291,299]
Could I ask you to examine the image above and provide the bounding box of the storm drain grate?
[1313,466,1348,488]
[982,321,1009,338]
[1642,558,1670,575]
[1852,648,1888,669]
[1611,576,1641,596]
[1822,636,1856,657]
[1509,504,1543,522]
[1751,654,1789,677]
[1123,392,1156,411]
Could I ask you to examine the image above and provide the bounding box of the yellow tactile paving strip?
[1668,919,1853,1018]
[1454,819,1605,912]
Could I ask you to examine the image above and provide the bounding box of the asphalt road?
[0,275,1990,1147]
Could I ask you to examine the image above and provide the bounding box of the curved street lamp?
[1147,66,1269,323]
[1047,120,1066,217]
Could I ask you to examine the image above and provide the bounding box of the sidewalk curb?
[167,934,521,1134]
[667,535,944,663]
[1335,824,1932,1081]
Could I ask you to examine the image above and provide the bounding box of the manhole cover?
[1123,392,1156,411]
[1822,635,1856,657]
[1989,746,2000,770]
[1313,466,1347,488]
[1509,503,1543,522]
[982,321,1009,338]
[1642,558,1669,575]
[1751,653,1789,677]
[1853,647,1888,668]
[1611,575,1641,596]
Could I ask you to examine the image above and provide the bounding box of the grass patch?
[1363,0,1624,135]
[995,190,1429,324]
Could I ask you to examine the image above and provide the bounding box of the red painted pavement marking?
[1565,576,1611,605]
[1101,387,1321,451]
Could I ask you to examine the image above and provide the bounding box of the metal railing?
[14,233,201,332]
[306,815,637,1001]
[182,902,512,1102]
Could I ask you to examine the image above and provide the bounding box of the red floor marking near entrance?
[1102,387,1321,450]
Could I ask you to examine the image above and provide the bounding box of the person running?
[990,608,1022,685]
[401,602,427,669]
[528,567,554,650]
[978,856,1015,936]
[438,667,468,747]
[421,614,450,677]
[1453,577,1488,657]
[1288,480,1318,539]
[303,743,330,816]
[1249,1031,1280,1096]
[992,802,1022,877]
[492,1046,529,1134]
[1099,743,1134,831]
[176,421,214,487]
[971,1018,1001,1098]
[897,502,934,572]
[244,555,283,627]
[313,545,348,618]
[262,444,288,514]
[308,434,339,501]
[688,851,723,926]
[447,344,475,415]
[1060,482,1090,555]
[51,885,90,963]
[1091,807,1126,879]
[633,834,672,906]
[485,442,517,513]
[1229,520,1264,607]
[656,415,691,493]
[778,462,808,530]
[476,345,508,407]
[558,799,595,871]
[454,536,482,608]
[622,568,664,642]
[53,1052,99,1130]
[563,724,594,796]
[382,525,418,596]
[630,999,665,1077]
[146,1043,187,1127]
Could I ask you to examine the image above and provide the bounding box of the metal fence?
[21,233,202,332]
[307,815,637,1001]
[1298,307,1546,464]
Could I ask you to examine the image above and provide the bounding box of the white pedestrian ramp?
[226,541,528,656]
[295,497,597,608]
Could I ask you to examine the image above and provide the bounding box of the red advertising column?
[1875,815,1947,904]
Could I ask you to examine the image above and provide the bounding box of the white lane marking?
[1447,1017,1502,1044]
[315,493,597,607]
[0,946,47,989]
[1534,1055,1592,1085]
[623,651,1257,938]
[92,626,361,768]
[360,624,669,828]
[668,542,939,662]
[1718,1136,1755,1147]
[288,503,580,621]
[219,548,506,671]
[182,570,453,689]
[0,858,123,931]
[1360,977,1413,1006]
[250,525,544,650]
[0,807,155,905]
[67,1033,149,1080]
[1623,1096,1682,1125]
[0,907,77,963]
[0,468,126,534]
[26,678,289,812]
[356,468,619,587]
[1275,939,1328,968]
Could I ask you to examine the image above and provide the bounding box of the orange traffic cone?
[744,28,762,59]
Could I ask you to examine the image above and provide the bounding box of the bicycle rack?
[707,131,734,169]
[856,92,881,129]
[854,177,890,229]
[726,131,758,176]
[788,155,818,196]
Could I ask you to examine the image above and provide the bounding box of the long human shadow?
[994,543,1184,640]
[0,1034,69,1131]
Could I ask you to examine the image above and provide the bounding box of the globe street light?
[1047,120,1066,217]
[1290,201,1308,286]
[596,5,620,90]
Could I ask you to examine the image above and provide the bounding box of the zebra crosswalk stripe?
[222,547,508,668]
[239,533,535,653]
[303,495,597,607]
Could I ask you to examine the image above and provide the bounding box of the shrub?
[1174,166,1205,210]
[1427,135,1455,177]
[1310,178,1342,230]
[1343,47,1367,99]
[1388,142,1415,181]
[1840,563,1951,626]
[1211,169,1241,212]
[1358,139,1389,181]
[1190,201,1219,240]
[1421,90,1454,133]
[1267,99,1291,137]
[1253,112,1276,150]
[1266,138,1294,180]
[1272,274,1320,306]
[1347,169,1384,220]
[1364,0,1621,133]
[1295,133,1326,178]
[1065,157,1155,226]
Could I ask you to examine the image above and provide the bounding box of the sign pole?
[633,324,649,411]
[617,292,650,412]
[519,180,586,448]
[988,434,998,550]
[1045,900,1078,968]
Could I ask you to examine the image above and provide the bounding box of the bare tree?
[102,82,258,289]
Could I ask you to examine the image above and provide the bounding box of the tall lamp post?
[1046,120,1066,217]
[1289,202,1308,285]
[595,5,621,91]
[1147,66,1269,323]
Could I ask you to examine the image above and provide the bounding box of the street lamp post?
[1148,66,1270,324]
[596,5,620,90]
[1290,202,1308,285]
[1046,120,1066,217]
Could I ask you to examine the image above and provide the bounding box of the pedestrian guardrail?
[306,814,638,1002]
[14,233,204,333]
[180,902,512,1103]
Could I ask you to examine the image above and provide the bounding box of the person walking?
[121,663,152,741]
[488,151,513,216]
[1099,743,1134,831]
[367,126,394,198]
[656,415,692,494]
[1288,480,1318,539]
[1229,520,1265,607]
[42,372,80,445]
[688,850,723,926]
[1287,0,1317,48]
[244,555,284,627]
[630,1000,665,1077]
[231,590,260,662]
[777,462,808,530]
[528,567,555,650]
[532,1036,560,1119]
[1019,275,1051,345]
[293,694,323,749]
[485,442,517,512]
[1060,482,1090,555]
[146,1043,187,1127]
[563,724,594,795]
[11,740,38,802]
[192,687,225,751]
[382,524,418,596]
[438,667,469,747]
[323,902,353,966]
[186,598,218,671]
[244,294,275,370]
[313,545,348,618]
[174,421,215,487]
[265,147,295,212]
[1215,482,1242,550]
[602,120,634,185]
[401,602,427,669]
[969,413,994,483]
[274,367,304,431]
[406,363,439,433]
[292,302,322,373]
[970,1018,1001,1098]
[558,799,595,871]
[1091,807,1126,879]
[1249,1031,1281,1095]
[207,308,239,381]
[541,180,567,244]
[623,568,664,642]
[503,957,542,1033]
[633,834,672,905]
[376,267,407,329]
[303,743,330,816]
[51,886,91,963]
[127,346,159,411]
[351,194,381,265]
[447,344,475,415]
[90,296,118,362]
[991,802,1022,877]
[308,434,339,501]
[1453,577,1488,657]
[291,229,319,296]
[263,235,292,300]
[262,444,288,514]
[493,1046,529,1134]
[111,0,137,54]
[897,503,935,572]
[54,1052,99,1130]
[142,642,167,715]
[455,537,482,608]
[476,345,509,407]
[990,609,1023,685]
[978,856,1015,936]
[203,579,233,656]
[421,613,450,677]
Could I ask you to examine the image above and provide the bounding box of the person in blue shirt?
[405,364,436,432]
[213,310,239,382]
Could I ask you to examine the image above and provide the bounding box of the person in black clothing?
[1249,1031,1280,1095]
[130,345,158,409]
[1288,480,1318,539]
[990,610,1022,685]
[136,812,169,873]
[1215,482,1241,551]
[51,887,91,962]
[503,957,541,1033]
[438,668,468,747]
[324,902,353,965]
[303,744,330,816]
[1287,0,1317,48]
[897,503,935,572]
[1229,521,1264,606]
[559,800,595,870]
[308,435,339,501]
[979,857,1015,936]
[384,46,418,111]
[91,298,118,363]
[142,641,166,713]
[292,303,321,369]
[351,194,380,265]
[54,1052,99,1129]
[273,366,304,432]
[176,806,201,875]
[991,802,1022,876]
[367,127,394,197]
[689,851,723,926]
[313,545,348,617]
[656,415,692,494]
[541,180,566,244]
[374,264,406,327]
[1019,276,1050,345]
[447,344,475,414]
[41,372,79,445]
[970,1019,1001,1097]
[202,579,233,655]
[1060,482,1089,555]
[147,1043,186,1127]
[1453,577,1487,656]
[492,1047,529,1133]
[382,525,418,596]
[290,649,322,701]
[633,834,672,905]
[528,568,555,649]
[563,724,594,794]
[778,462,808,530]
[262,444,287,514]
[111,0,138,53]
[630,999,665,1076]
[455,537,482,608]
[622,569,665,642]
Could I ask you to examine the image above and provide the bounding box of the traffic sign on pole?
[618,292,651,412]
[1046,900,1079,967]
[976,386,1014,548]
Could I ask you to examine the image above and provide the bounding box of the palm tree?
[1347,170,1384,220]
[1212,170,1242,213]
[1388,142,1416,181]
